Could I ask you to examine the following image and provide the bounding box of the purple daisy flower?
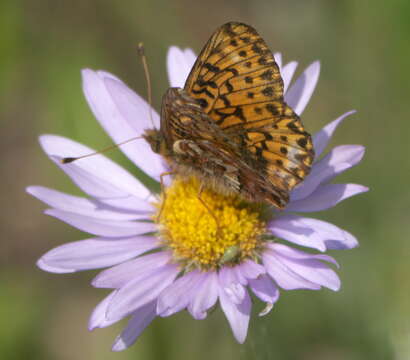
[27,46,368,351]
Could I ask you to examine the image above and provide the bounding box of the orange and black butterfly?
[143,21,314,209]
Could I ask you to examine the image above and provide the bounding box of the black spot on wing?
[191,87,215,99]
[297,137,308,148]
[197,98,209,109]
[225,80,234,92]
[262,87,274,97]
[258,57,268,65]
[226,67,239,76]
[266,103,280,115]
[203,63,220,73]
[245,76,253,84]
[233,106,246,121]
[251,43,264,54]
[260,69,274,80]
[240,36,251,43]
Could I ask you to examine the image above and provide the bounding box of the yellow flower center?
[154,176,268,270]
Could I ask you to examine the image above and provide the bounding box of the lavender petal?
[313,110,356,159]
[281,60,298,93]
[38,236,159,273]
[271,244,341,291]
[102,77,165,179]
[285,61,320,116]
[291,145,365,201]
[249,274,280,304]
[167,46,196,88]
[44,209,155,237]
[218,281,251,344]
[39,135,153,212]
[286,183,369,213]
[188,271,218,320]
[92,251,172,289]
[27,186,149,221]
[106,264,179,322]
[219,267,245,304]
[157,270,201,317]
[262,250,321,290]
[88,291,118,330]
[269,214,358,251]
[273,52,282,70]
[236,260,266,280]
[111,302,157,352]
[82,69,165,179]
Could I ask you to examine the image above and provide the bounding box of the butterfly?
[143,21,314,209]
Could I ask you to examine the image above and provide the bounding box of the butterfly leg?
[197,182,221,238]
[156,171,175,222]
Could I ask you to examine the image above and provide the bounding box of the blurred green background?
[2,0,409,359]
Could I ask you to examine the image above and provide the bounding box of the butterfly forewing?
[185,22,284,120]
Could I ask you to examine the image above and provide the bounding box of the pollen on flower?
[155,176,267,269]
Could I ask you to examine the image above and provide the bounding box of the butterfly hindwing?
[244,105,314,194]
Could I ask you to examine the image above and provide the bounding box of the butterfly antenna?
[137,42,156,129]
[61,136,143,164]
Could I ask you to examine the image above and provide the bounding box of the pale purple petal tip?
[269,214,359,251]
[188,272,219,320]
[89,291,118,330]
[167,46,197,88]
[218,284,251,344]
[265,244,341,291]
[281,61,298,93]
[273,52,282,70]
[262,250,321,291]
[39,236,158,273]
[44,209,155,238]
[268,243,339,267]
[285,61,320,116]
[286,183,369,213]
[249,274,280,305]
[111,302,156,352]
[313,110,356,158]
[237,260,266,280]
[183,48,197,64]
[219,267,246,303]
[291,144,365,202]
[36,258,75,273]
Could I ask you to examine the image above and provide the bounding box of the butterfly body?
[143,22,314,209]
